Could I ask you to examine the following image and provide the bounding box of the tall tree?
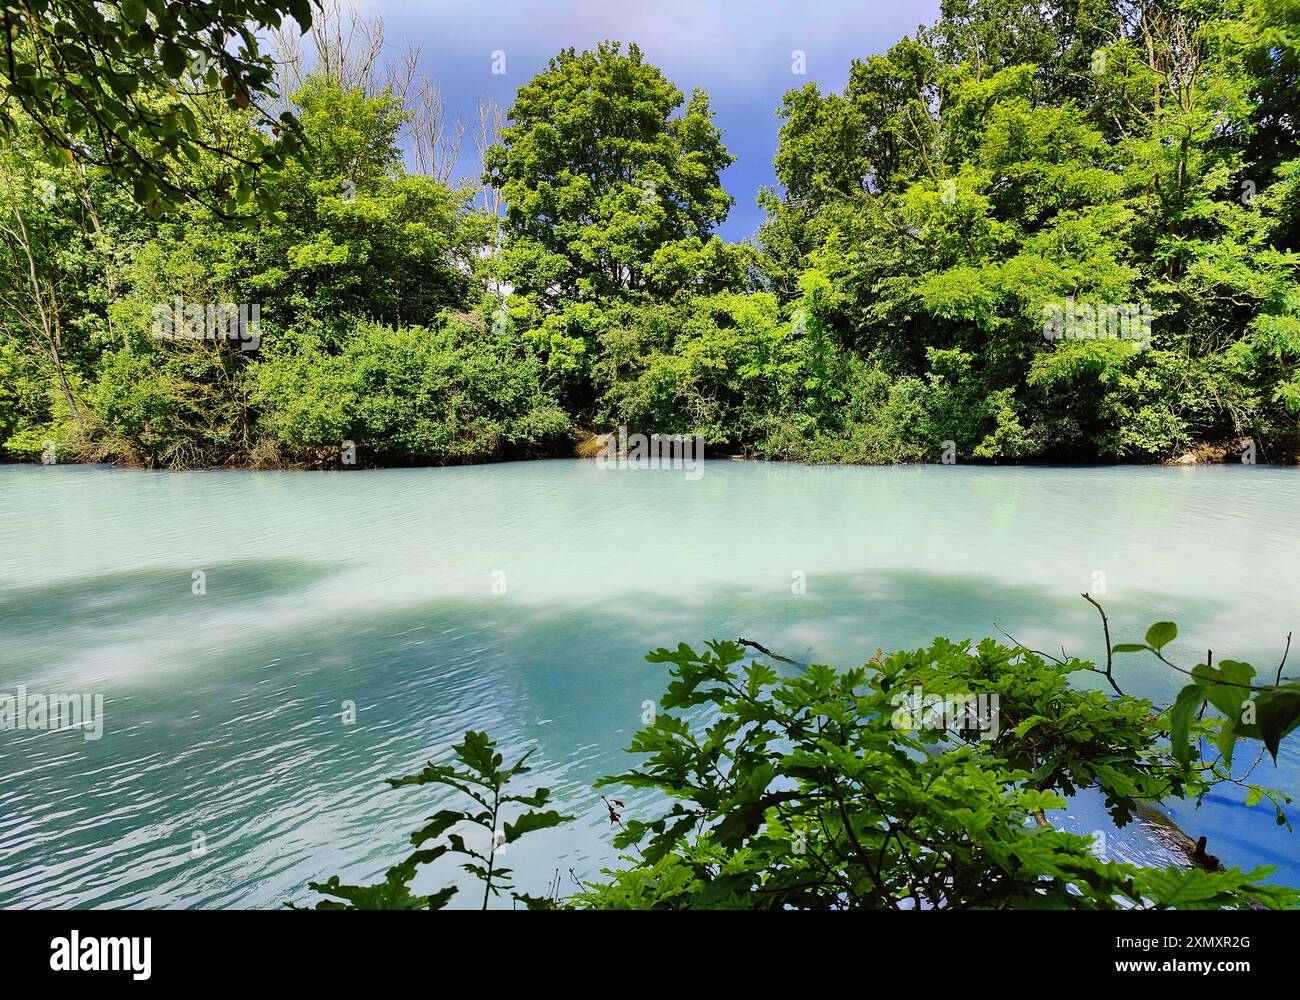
[484,42,735,304]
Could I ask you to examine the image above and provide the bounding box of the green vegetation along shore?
[3,0,1299,470]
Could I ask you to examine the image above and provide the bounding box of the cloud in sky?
[327,0,943,239]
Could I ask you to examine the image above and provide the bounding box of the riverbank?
[5,429,1293,471]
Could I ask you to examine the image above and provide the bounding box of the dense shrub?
[298,613,1300,909]
[252,316,571,465]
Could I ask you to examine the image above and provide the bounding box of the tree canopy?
[484,41,737,304]
[1,0,315,214]
[1,0,1298,469]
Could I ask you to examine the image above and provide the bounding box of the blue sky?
[355,0,942,240]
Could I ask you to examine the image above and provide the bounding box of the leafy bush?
[0,340,55,458]
[253,315,571,464]
[1029,344,1255,460]
[597,292,825,448]
[579,633,1292,909]
[755,357,930,463]
[91,342,254,467]
[293,731,571,910]
[299,609,1300,910]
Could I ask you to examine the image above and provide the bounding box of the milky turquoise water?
[1,460,1297,907]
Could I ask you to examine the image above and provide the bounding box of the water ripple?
[1,461,1297,906]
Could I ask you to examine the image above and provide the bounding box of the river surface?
[1,460,1297,907]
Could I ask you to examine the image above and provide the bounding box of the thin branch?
[1080,593,1123,695]
[736,637,799,665]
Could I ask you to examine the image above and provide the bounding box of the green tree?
[484,42,737,306]
[0,0,316,214]
[758,0,1300,463]
[71,77,495,467]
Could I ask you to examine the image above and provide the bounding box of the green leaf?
[119,0,147,26]
[502,787,552,807]
[1144,622,1177,651]
[454,730,505,781]
[427,886,457,910]
[161,42,188,78]
[409,810,463,847]
[1205,660,1255,722]
[1214,713,1238,769]
[512,892,558,910]
[1255,688,1300,763]
[1111,643,1148,653]
[503,809,572,843]
[1137,866,1245,908]
[1168,684,1206,765]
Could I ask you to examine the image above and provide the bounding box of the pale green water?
[0,460,1297,907]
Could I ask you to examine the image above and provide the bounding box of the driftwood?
[736,637,799,665]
